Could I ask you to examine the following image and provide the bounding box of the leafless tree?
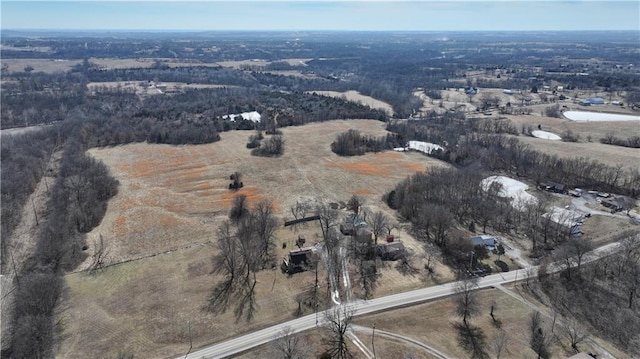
[396,249,419,276]
[553,238,593,280]
[323,305,355,359]
[347,195,363,216]
[271,326,310,359]
[529,311,551,359]
[560,318,589,353]
[252,200,278,263]
[315,202,339,243]
[208,222,241,313]
[229,194,249,222]
[490,330,509,359]
[455,277,481,326]
[89,234,109,274]
[369,210,392,243]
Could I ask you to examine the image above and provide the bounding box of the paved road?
[180,241,622,359]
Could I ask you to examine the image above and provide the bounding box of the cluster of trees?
[388,116,640,196]
[6,140,118,358]
[534,234,640,356]
[251,135,285,157]
[600,132,640,149]
[0,129,60,265]
[330,129,396,156]
[208,197,278,321]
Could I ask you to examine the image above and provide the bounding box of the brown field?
[2,58,82,73]
[84,119,447,265]
[59,120,453,358]
[306,90,394,116]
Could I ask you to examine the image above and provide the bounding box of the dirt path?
[351,325,449,359]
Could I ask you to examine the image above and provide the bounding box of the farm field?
[59,119,453,358]
[515,136,640,170]
[84,119,448,264]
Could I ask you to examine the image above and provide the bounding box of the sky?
[1,1,639,31]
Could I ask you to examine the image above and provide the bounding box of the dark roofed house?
[376,241,405,261]
[340,213,368,236]
[282,247,316,274]
[542,181,567,194]
[470,235,498,251]
[601,196,625,212]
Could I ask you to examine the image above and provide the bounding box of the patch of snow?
[223,111,261,123]
[481,175,538,210]
[393,147,408,152]
[564,111,640,122]
[406,140,443,154]
[531,130,562,140]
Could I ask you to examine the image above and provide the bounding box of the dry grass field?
[84,119,448,265]
[500,114,640,170]
[306,90,394,116]
[237,286,612,359]
[354,287,604,359]
[232,327,438,359]
[58,120,453,358]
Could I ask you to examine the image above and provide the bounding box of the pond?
[564,111,640,122]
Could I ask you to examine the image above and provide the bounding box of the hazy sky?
[2,1,639,31]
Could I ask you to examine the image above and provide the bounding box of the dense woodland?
[1,31,640,358]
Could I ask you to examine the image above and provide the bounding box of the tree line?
[5,139,119,358]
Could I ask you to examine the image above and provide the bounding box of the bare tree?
[396,249,419,276]
[208,222,241,314]
[89,234,109,274]
[529,311,551,359]
[347,195,363,216]
[271,326,310,359]
[315,202,339,243]
[323,305,355,359]
[490,330,509,359]
[553,238,593,280]
[229,194,249,222]
[252,200,278,263]
[455,277,481,326]
[560,318,589,353]
[369,210,392,243]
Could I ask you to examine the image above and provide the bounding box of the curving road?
[179,241,622,359]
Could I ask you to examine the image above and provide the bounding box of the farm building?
[282,247,317,274]
[541,181,567,194]
[376,241,405,261]
[586,97,605,105]
[464,86,478,95]
[601,196,625,212]
[469,235,498,251]
[542,207,585,237]
[340,213,368,236]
